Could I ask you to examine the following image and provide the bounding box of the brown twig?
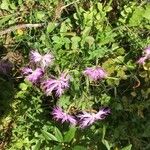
[0,23,45,35]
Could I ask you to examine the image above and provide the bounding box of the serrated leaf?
[41,130,58,142]
[64,127,76,143]
[54,127,63,142]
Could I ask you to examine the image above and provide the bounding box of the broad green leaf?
[54,145,63,150]
[121,144,132,150]
[47,22,56,33]
[143,4,150,20]
[9,2,17,10]
[84,36,95,47]
[36,11,45,20]
[1,0,9,10]
[54,127,63,142]
[19,83,28,91]
[82,27,91,37]
[88,47,110,60]
[64,127,76,142]
[71,36,81,49]
[129,7,144,26]
[41,130,58,142]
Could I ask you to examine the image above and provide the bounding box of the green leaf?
[58,96,71,109]
[102,126,113,150]
[32,140,41,150]
[54,127,63,142]
[71,36,81,49]
[64,127,76,143]
[19,83,28,91]
[0,15,13,26]
[47,22,56,33]
[84,36,95,47]
[143,4,150,20]
[73,146,87,150]
[88,47,110,60]
[129,7,144,26]
[41,130,58,142]
[82,27,91,37]
[54,145,63,150]
[1,0,9,10]
[102,139,113,150]
[121,144,132,150]
[36,11,45,20]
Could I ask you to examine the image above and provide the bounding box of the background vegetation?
[0,0,150,149]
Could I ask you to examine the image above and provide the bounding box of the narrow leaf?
[41,130,58,142]
[54,127,63,142]
[64,127,76,143]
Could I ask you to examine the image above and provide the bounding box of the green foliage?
[0,0,150,150]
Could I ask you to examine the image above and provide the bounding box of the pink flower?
[83,67,107,81]
[30,51,54,69]
[41,54,54,69]
[137,56,147,64]
[30,51,42,63]
[52,106,77,125]
[137,46,150,65]
[145,46,150,58]
[77,108,110,128]
[21,67,33,75]
[41,73,70,97]
[22,67,44,83]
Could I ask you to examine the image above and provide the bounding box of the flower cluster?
[21,51,70,96]
[52,106,110,128]
[137,46,150,64]
[21,50,110,128]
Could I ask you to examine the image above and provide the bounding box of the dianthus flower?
[52,106,77,125]
[22,67,44,83]
[145,46,150,58]
[137,56,147,64]
[77,108,110,128]
[137,46,150,64]
[30,51,54,69]
[83,67,107,81]
[41,73,70,97]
